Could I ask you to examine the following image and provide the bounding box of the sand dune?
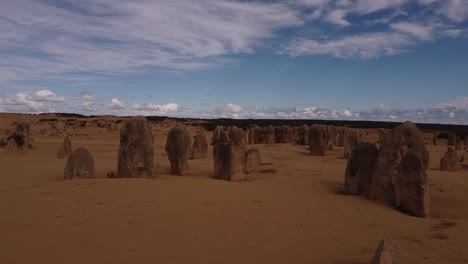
[1,116,467,264]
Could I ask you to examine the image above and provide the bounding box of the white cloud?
[440,0,468,23]
[81,101,100,112]
[326,9,350,27]
[227,103,243,113]
[438,96,468,109]
[284,32,413,59]
[390,22,435,41]
[81,93,94,101]
[0,89,65,113]
[111,98,125,110]
[0,0,302,82]
[132,103,179,116]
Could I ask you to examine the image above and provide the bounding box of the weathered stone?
[447,132,456,146]
[5,138,18,153]
[57,136,72,159]
[212,126,226,145]
[191,127,209,159]
[344,142,378,195]
[393,121,430,170]
[298,125,309,145]
[245,148,261,174]
[394,152,430,217]
[343,128,361,159]
[7,121,31,150]
[371,237,404,264]
[291,127,299,143]
[213,126,245,181]
[327,126,337,150]
[165,124,191,176]
[275,125,293,144]
[440,147,462,172]
[15,121,30,148]
[64,147,95,180]
[368,121,429,209]
[455,137,462,150]
[117,117,154,178]
[309,125,327,156]
[0,137,6,148]
[266,126,275,145]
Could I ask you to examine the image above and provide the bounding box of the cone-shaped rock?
[64,147,95,180]
[117,117,154,178]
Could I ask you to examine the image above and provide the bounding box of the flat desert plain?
[1,115,468,264]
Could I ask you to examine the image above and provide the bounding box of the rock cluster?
[345,121,430,218]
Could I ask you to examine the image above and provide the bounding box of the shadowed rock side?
[344,142,378,195]
[433,132,438,145]
[371,237,404,264]
[212,126,226,145]
[309,125,327,156]
[191,127,209,159]
[440,147,462,172]
[117,117,154,178]
[245,148,261,174]
[213,126,246,182]
[447,132,457,146]
[393,121,430,170]
[394,152,430,218]
[248,126,275,145]
[298,125,309,145]
[275,125,293,144]
[455,138,463,150]
[165,124,191,176]
[64,147,95,180]
[327,125,337,150]
[57,136,72,159]
[368,121,430,217]
[343,128,361,159]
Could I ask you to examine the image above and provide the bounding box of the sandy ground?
[1,118,468,264]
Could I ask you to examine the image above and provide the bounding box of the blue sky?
[1,0,468,124]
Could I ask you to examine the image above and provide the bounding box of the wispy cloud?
[0,0,302,82]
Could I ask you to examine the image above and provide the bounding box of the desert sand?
[1,114,467,264]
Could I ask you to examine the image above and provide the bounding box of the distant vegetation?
[47,113,468,139]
